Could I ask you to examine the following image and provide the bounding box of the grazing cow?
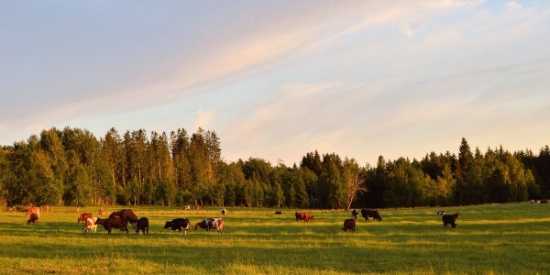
[442,213,459,228]
[27,213,39,224]
[295,212,315,223]
[195,218,224,234]
[541,200,549,204]
[221,208,227,216]
[99,208,105,215]
[110,209,139,230]
[83,217,98,233]
[351,209,358,219]
[361,209,382,221]
[342,218,356,232]
[78,213,93,223]
[437,210,445,215]
[275,211,282,215]
[96,217,129,234]
[183,205,191,210]
[136,217,149,235]
[164,218,191,235]
[195,205,200,210]
[25,206,40,218]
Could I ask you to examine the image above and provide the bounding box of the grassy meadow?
[0,203,549,274]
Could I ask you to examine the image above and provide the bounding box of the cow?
[221,208,227,216]
[437,210,445,215]
[25,206,40,218]
[195,218,224,235]
[342,218,356,232]
[442,213,459,228]
[164,218,191,235]
[136,217,149,235]
[83,217,98,233]
[27,213,39,224]
[78,213,93,223]
[110,209,139,230]
[361,209,382,221]
[275,211,282,215]
[541,200,549,204]
[295,212,315,223]
[183,205,191,210]
[351,209,358,219]
[99,208,105,215]
[96,217,129,234]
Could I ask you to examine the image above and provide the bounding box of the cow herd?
[73,208,224,235]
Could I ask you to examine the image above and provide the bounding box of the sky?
[1,0,549,166]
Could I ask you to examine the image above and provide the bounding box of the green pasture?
[0,203,549,274]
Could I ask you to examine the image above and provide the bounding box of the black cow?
[442,213,459,228]
[361,209,382,221]
[351,209,358,219]
[96,217,129,234]
[27,213,39,224]
[136,217,149,235]
[164,218,191,235]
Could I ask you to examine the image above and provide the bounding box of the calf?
[361,209,382,221]
[295,212,315,223]
[342,218,356,232]
[442,213,459,228]
[78,213,93,223]
[195,218,224,235]
[27,213,39,224]
[95,217,129,234]
[221,208,227,216]
[83,217,98,233]
[437,210,445,215]
[136,217,149,235]
[164,218,191,235]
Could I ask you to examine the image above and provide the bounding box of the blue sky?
[1,1,549,165]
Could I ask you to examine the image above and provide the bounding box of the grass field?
[1,203,549,274]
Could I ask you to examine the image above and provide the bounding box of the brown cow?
[25,206,40,218]
[96,217,129,234]
[295,212,315,223]
[195,218,224,234]
[109,209,139,230]
[27,213,39,224]
[83,217,98,233]
[78,213,93,223]
[342,219,356,232]
[99,208,105,215]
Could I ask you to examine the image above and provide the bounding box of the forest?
[0,126,549,209]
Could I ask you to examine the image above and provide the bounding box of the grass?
[0,203,549,274]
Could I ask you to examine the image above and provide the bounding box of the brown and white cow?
[78,213,93,223]
[83,217,98,233]
[342,218,356,232]
[195,218,224,234]
[25,206,40,218]
[295,212,315,223]
[27,213,39,224]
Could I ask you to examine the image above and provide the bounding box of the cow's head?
[194,223,201,230]
[164,221,172,229]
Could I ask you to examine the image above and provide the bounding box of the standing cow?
[164,218,191,235]
[295,212,315,223]
[136,217,149,235]
[195,218,224,235]
[442,213,459,228]
[109,209,139,230]
[83,217,98,233]
[351,209,358,219]
[361,209,382,221]
[342,219,356,232]
[27,213,39,224]
[96,217,129,234]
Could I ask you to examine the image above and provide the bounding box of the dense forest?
[0,126,549,210]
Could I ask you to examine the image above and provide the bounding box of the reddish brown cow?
[95,217,129,234]
[295,212,315,223]
[109,209,139,230]
[195,218,224,234]
[342,219,356,232]
[78,213,93,223]
[27,213,39,224]
[99,208,105,215]
[25,207,40,218]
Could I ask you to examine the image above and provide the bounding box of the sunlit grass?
[0,203,549,274]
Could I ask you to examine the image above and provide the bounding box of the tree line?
[0,127,549,209]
